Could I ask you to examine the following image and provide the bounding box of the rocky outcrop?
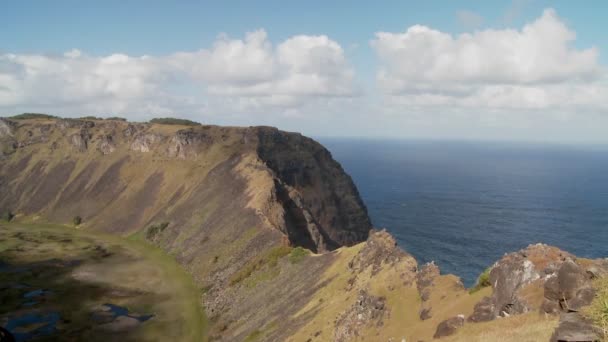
[97,134,116,155]
[541,259,603,314]
[334,290,387,342]
[417,262,440,320]
[69,130,91,152]
[434,315,465,338]
[551,312,604,342]
[470,244,573,321]
[0,118,15,138]
[256,127,371,249]
[348,229,416,277]
[130,132,162,153]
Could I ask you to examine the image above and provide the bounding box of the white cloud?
[0,30,356,119]
[371,9,607,112]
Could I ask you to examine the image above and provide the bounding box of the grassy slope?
[0,222,206,341]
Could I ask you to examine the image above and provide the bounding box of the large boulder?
[434,315,465,338]
[0,118,15,138]
[470,244,573,321]
[551,312,604,342]
[541,259,597,313]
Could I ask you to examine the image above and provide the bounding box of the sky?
[1,1,607,143]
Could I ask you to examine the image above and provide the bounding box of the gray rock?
[468,296,495,322]
[433,315,465,338]
[558,260,589,301]
[551,312,603,342]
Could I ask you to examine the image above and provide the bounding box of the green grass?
[470,267,492,293]
[244,329,263,341]
[288,247,309,264]
[584,276,608,339]
[9,113,58,120]
[0,222,207,341]
[229,246,292,286]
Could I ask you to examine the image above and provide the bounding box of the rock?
[551,312,603,342]
[69,130,90,152]
[468,296,496,322]
[433,315,465,338]
[56,119,94,130]
[542,259,595,314]
[419,307,432,320]
[0,118,15,138]
[130,133,161,153]
[417,262,440,297]
[558,260,589,301]
[349,230,415,276]
[166,129,214,159]
[470,244,573,321]
[97,135,116,155]
[540,299,561,315]
[334,290,387,342]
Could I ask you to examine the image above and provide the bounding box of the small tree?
[2,210,14,222]
[73,216,82,226]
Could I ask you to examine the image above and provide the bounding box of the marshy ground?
[0,222,206,341]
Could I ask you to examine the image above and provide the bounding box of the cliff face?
[0,117,374,340]
[0,118,371,253]
[1,117,605,342]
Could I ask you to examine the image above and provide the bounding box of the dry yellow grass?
[442,313,558,342]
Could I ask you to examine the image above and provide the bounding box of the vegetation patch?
[2,210,14,222]
[288,247,309,264]
[150,117,201,126]
[244,329,263,341]
[105,117,127,121]
[469,267,492,293]
[145,222,170,241]
[72,216,82,226]
[78,116,102,120]
[584,276,608,337]
[229,246,292,286]
[9,113,58,120]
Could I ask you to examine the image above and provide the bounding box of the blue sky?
[1,1,607,142]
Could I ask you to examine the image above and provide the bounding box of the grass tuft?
[229,246,291,285]
[584,276,608,339]
[470,267,492,293]
[288,247,309,264]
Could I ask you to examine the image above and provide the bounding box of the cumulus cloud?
[0,30,356,118]
[371,9,607,111]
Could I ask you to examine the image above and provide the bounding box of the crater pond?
[320,138,608,287]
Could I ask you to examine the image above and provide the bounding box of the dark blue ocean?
[319,138,608,287]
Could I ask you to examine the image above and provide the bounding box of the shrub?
[584,277,608,337]
[10,113,58,120]
[288,247,309,264]
[145,222,169,240]
[105,117,127,121]
[229,246,292,285]
[79,116,102,120]
[2,210,14,222]
[149,117,201,126]
[73,216,82,226]
[470,267,492,293]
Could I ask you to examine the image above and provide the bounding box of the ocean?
[319,138,608,287]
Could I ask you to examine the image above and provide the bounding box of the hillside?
[0,116,606,341]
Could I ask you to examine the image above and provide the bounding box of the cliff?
[0,116,605,341]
